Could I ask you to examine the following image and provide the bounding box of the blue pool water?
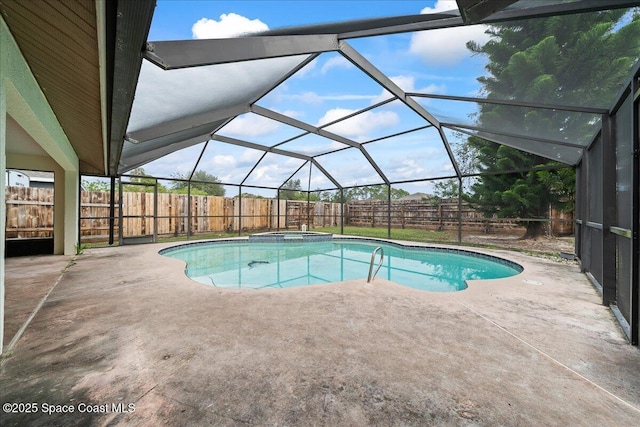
[161,238,522,292]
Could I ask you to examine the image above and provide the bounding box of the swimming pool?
[160,238,522,292]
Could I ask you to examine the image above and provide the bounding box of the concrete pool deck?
[1,239,639,425]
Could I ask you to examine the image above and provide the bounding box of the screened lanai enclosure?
[74,1,640,344]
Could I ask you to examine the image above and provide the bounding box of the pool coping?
[158,235,524,291]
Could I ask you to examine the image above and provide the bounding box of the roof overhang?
[456,0,519,24]
[0,0,154,175]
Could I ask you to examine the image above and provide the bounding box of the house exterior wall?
[1,15,80,354]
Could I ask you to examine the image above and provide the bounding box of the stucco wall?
[1,14,80,353]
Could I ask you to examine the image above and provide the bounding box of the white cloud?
[309,174,333,189]
[334,163,384,186]
[314,150,384,186]
[281,91,377,105]
[243,156,307,187]
[318,108,399,139]
[276,109,304,119]
[238,149,263,166]
[192,13,268,39]
[202,149,264,183]
[420,0,458,14]
[409,1,490,65]
[207,150,263,182]
[321,56,353,74]
[294,59,317,78]
[211,154,237,169]
[286,140,346,156]
[371,75,447,104]
[391,75,418,92]
[420,83,447,93]
[140,143,207,178]
[288,91,324,105]
[387,158,426,181]
[371,75,416,104]
[220,114,280,137]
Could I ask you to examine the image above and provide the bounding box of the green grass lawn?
[84,227,454,248]
[82,226,569,261]
[315,226,455,243]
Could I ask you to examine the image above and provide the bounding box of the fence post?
[340,189,344,235]
[153,179,158,243]
[118,178,123,246]
[387,184,391,239]
[238,186,242,236]
[371,199,375,228]
[187,182,191,239]
[306,190,310,230]
[109,176,115,245]
[458,177,462,243]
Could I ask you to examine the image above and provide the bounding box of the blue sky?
[148,1,441,40]
[133,0,491,196]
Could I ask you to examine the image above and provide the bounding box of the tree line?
[82,173,410,202]
[83,168,226,196]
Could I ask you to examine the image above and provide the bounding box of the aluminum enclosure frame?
[119,0,640,185]
[575,61,640,345]
[109,0,640,345]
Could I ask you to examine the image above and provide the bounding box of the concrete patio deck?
[1,240,639,426]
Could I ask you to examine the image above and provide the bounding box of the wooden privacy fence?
[345,199,516,233]
[4,186,573,242]
[344,199,573,235]
[5,186,54,238]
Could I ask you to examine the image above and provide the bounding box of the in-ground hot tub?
[248,231,333,243]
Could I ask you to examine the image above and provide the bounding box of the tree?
[316,190,338,202]
[279,179,306,200]
[314,185,410,202]
[433,179,459,201]
[82,180,110,192]
[171,170,225,196]
[240,192,265,199]
[123,168,168,192]
[465,10,640,238]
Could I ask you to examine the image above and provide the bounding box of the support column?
[387,184,391,239]
[63,169,79,255]
[632,74,639,345]
[0,80,7,355]
[458,177,463,244]
[1,14,80,353]
[53,169,65,254]
[187,181,191,239]
[306,191,311,230]
[340,189,344,235]
[277,190,281,231]
[153,179,158,243]
[601,114,617,306]
[238,186,242,236]
[109,176,115,245]
[118,178,123,245]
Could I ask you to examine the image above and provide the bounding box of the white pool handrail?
[367,246,384,283]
